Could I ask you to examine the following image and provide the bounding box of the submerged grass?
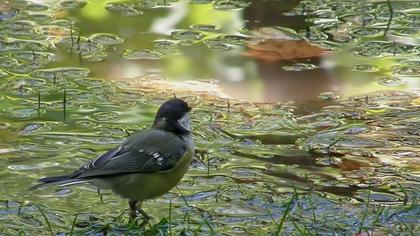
[2,90,419,235]
[5,185,417,235]
[275,188,298,235]
[384,0,394,36]
[37,90,41,116]
[69,213,78,236]
[35,204,54,236]
[168,199,172,236]
[397,182,409,206]
[176,186,216,235]
[63,88,67,122]
[0,0,419,235]
[308,194,317,223]
[358,189,371,233]
[401,221,416,236]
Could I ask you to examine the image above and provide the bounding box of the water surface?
[0,0,419,235]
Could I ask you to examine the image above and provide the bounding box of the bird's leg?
[97,188,104,203]
[128,200,150,226]
[128,199,137,220]
[137,202,150,223]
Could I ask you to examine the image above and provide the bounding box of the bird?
[31,98,194,224]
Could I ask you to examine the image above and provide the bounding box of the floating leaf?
[123,49,162,60]
[213,0,251,10]
[282,63,316,71]
[377,76,403,86]
[153,40,177,53]
[171,30,205,41]
[191,24,220,32]
[215,34,248,45]
[352,64,379,72]
[32,67,90,80]
[105,2,142,16]
[26,3,49,11]
[204,39,231,50]
[58,0,87,9]
[89,33,125,45]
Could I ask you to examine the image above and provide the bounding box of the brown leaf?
[336,158,370,171]
[244,39,325,62]
[0,3,12,12]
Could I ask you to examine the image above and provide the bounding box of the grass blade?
[176,186,189,207]
[401,221,415,236]
[291,220,305,235]
[35,204,54,236]
[308,194,317,222]
[63,89,67,121]
[265,206,277,225]
[397,182,409,205]
[384,0,394,36]
[37,90,41,116]
[275,192,296,235]
[169,199,172,236]
[358,189,371,233]
[176,187,215,234]
[70,213,78,236]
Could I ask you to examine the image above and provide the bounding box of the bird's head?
[153,98,192,135]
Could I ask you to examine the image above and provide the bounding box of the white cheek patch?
[178,113,191,131]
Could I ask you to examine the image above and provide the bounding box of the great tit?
[31,98,194,223]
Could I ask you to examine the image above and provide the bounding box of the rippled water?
[0,0,419,235]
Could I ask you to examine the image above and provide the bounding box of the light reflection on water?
[0,0,419,234]
[38,0,418,102]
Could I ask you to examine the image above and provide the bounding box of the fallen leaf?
[244,39,325,62]
[0,3,12,12]
[244,26,326,62]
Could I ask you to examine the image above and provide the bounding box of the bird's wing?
[70,129,188,179]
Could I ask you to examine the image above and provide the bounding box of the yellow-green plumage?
[91,140,194,200]
[31,98,194,222]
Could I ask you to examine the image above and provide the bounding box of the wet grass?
[358,189,371,233]
[69,213,78,236]
[2,88,418,234]
[35,204,53,236]
[12,190,417,235]
[275,188,298,235]
[1,87,419,235]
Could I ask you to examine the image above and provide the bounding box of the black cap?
[153,98,191,134]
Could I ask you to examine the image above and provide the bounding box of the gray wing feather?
[71,129,187,179]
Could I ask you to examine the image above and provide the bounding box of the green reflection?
[0,0,419,235]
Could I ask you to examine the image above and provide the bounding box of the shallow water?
[0,0,419,235]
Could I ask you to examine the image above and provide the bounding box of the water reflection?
[39,0,417,103]
[0,0,419,234]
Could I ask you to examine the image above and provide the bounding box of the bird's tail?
[30,175,88,190]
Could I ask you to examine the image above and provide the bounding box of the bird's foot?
[128,200,151,227]
[138,208,150,221]
[128,210,150,227]
[138,208,150,226]
[129,209,137,221]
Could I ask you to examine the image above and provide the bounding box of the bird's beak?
[187,106,192,112]
[178,113,191,131]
